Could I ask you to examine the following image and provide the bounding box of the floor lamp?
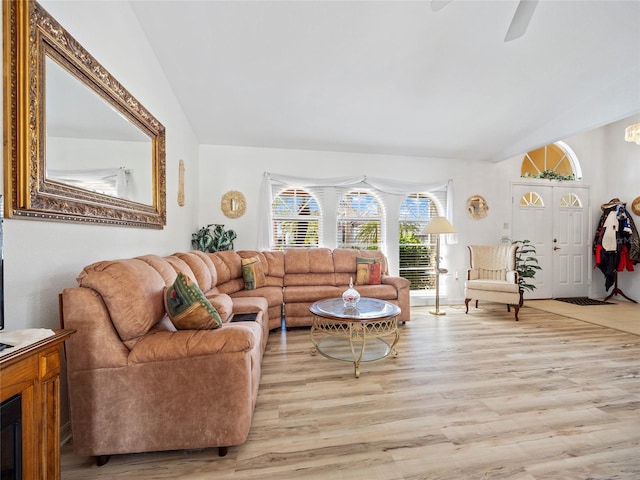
[422,217,457,315]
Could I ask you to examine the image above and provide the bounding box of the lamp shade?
[422,216,457,235]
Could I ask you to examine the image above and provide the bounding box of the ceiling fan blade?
[431,0,453,13]
[504,0,539,42]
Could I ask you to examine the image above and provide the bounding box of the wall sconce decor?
[178,160,185,206]
[221,190,246,218]
[625,123,640,144]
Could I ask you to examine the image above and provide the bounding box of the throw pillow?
[356,257,382,285]
[164,272,222,330]
[241,256,267,290]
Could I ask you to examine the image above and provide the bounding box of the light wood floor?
[61,304,640,479]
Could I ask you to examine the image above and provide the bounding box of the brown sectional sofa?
[60,247,409,461]
[275,248,410,327]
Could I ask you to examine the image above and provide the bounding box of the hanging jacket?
[601,211,618,251]
[593,199,638,290]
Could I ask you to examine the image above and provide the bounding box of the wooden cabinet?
[0,330,74,480]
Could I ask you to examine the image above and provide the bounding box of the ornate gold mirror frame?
[3,0,166,228]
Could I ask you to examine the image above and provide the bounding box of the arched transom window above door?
[521,142,582,180]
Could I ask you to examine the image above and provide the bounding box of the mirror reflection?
[45,56,153,205]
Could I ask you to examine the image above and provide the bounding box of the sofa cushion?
[165,273,222,329]
[283,285,343,303]
[77,258,167,348]
[356,257,382,285]
[285,248,334,274]
[241,256,267,290]
[173,251,217,291]
[137,254,179,287]
[163,256,198,283]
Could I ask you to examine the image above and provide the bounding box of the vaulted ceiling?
[130,0,640,162]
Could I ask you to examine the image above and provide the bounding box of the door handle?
[553,246,561,251]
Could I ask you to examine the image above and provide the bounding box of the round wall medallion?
[632,196,640,216]
[221,190,246,218]
[466,195,489,219]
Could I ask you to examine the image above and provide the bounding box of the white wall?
[0,0,200,331]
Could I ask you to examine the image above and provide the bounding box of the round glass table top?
[309,297,400,321]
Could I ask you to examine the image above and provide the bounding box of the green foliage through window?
[399,194,440,290]
[272,188,320,249]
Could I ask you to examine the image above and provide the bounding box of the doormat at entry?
[554,297,613,306]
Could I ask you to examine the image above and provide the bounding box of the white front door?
[511,182,591,299]
[552,186,591,298]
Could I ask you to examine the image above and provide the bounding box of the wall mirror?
[466,194,489,220]
[3,0,166,228]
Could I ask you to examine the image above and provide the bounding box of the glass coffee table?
[309,297,401,378]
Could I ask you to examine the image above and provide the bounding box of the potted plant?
[512,239,541,306]
[192,224,237,252]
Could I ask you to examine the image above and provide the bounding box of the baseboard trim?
[60,420,72,446]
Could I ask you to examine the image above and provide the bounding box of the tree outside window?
[399,193,440,290]
[337,190,383,250]
[272,188,320,249]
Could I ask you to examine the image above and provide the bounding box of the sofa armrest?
[230,296,269,315]
[506,270,518,284]
[381,275,410,290]
[128,323,259,364]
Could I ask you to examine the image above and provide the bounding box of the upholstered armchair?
[464,244,522,321]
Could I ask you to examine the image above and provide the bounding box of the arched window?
[272,188,320,249]
[559,193,582,208]
[337,190,384,250]
[521,141,582,180]
[399,193,441,290]
[520,191,544,207]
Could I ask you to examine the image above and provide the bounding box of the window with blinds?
[336,190,384,250]
[272,188,320,249]
[399,193,442,290]
[267,179,449,291]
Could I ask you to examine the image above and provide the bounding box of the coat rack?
[594,198,638,304]
[604,272,637,303]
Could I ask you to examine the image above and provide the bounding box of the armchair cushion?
[466,279,519,294]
